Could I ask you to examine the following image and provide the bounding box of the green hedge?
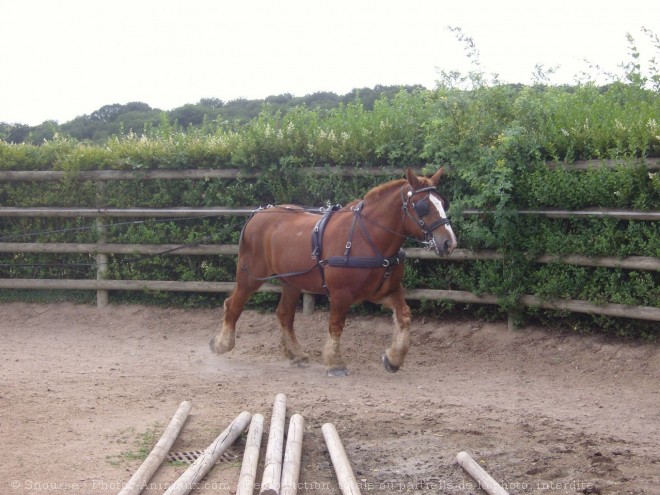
[1,80,658,336]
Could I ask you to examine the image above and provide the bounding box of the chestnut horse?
[210,168,457,376]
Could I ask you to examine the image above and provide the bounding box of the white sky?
[1,0,658,125]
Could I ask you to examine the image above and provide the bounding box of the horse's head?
[403,167,457,256]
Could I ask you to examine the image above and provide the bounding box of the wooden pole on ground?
[456,451,510,495]
[118,400,192,495]
[236,413,265,495]
[260,393,287,495]
[280,414,304,495]
[321,423,361,495]
[163,411,252,495]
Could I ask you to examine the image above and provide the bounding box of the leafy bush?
[1,32,658,336]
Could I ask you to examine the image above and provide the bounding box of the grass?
[106,423,162,466]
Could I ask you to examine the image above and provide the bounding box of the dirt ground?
[1,302,659,495]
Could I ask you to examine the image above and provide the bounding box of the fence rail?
[0,278,658,322]
[0,157,658,182]
[1,243,658,271]
[1,206,659,221]
[1,162,658,322]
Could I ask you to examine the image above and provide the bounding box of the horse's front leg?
[323,295,352,377]
[379,285,412,373]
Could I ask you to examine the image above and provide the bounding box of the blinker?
[413,198,430,217]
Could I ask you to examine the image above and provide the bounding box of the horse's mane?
[341,178,406,210]
[344,174,434,209]
[363,178,407,203]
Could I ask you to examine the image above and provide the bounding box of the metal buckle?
[423,238,437,251]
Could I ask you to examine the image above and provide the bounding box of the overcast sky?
[1,0,658,125]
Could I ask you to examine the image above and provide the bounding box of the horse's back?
[239,207,321,282]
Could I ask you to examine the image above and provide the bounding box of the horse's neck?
[360,185,406,252]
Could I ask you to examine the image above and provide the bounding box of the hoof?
[326,367,350,377]
[382,354,400,373]
[291,355,310,368]
[209,336,234,354]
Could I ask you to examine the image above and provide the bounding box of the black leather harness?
[311,202,406,293]
[242,184,451,297]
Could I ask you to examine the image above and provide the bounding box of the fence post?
[96,181,108,308]
[303,293,315,315]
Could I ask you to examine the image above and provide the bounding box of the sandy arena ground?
[1,302,659,494]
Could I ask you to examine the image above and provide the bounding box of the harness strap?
[314,200,405,287]
[342,201,364,257]
[311,205,341,293]
[326,248,406,269]
[312,204,341,260]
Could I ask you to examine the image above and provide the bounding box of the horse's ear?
[406,167,422,189]
[430,167,444,185]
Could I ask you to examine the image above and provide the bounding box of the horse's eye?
[413,199,430,217]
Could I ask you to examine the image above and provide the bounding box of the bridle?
[400,185,451,249]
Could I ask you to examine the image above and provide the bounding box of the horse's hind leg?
[378,285,412,373]
[210,264,262,354]
[276,284,309,366]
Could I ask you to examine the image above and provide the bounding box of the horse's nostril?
[443,240,451,252]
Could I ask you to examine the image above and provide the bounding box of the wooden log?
[407,248,505,261]
[321,423,361,495]
[0,242,239,255]
[0,166,401,182]
[403,288,660,322]
[462,208,660,221]
[5,242,657,271]
[403,288,499,305]
[456,451,509,495]
[163,411,252,495]
[0,169,250,181]
[1,278,658,322]
[410,247,660,271]
[533,254,660,271]
[1,205,658,220]
[236,413,265,495]
[0,278,280,294]
[519,294,660,321]
[280,414,304,495]
[260,393,287,495]
[546,157,660,170]
[0,207,255,217]
[0,159,657,182]
[118,401,192,495]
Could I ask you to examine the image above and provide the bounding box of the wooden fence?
[1,162,659,322]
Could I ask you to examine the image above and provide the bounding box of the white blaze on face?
[429,194,457,248]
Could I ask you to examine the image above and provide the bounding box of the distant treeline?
[0,85,426,145]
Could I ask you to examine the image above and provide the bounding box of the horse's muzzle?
[431,230,457,256]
